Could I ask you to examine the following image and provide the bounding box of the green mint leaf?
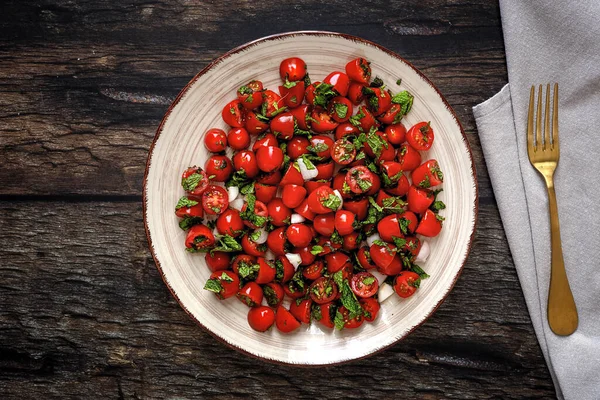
[311,304,323,321]
[391,90,414,115]
[178,216,202,231]
[392,236,407,249]
[313,83,337,108]
[182,173,202,191]
[283,79,297,89]
[175,196,199,210]
[321,194,341,211]
[249,230,261,242]
[330,231,343,244]
[334,103,348,119]
[220,272,234,282]
[310,245,324,255]
[334,310,345,330]
[300,154,316,170]
[396,79,402,85]
[370,76,384,88]
[431,200,446,212]
[307,142,329,154]
[411,264,430,280]
[362,276,376,285]
[213,234,242,253]
[203,278,223,294]
[238,85,253,95]
[238,262,260,279]
[418,174,431,188]
[263,285,279,307]
[333,270,344,288]
[340,280,363,318]
[399,217,411,235]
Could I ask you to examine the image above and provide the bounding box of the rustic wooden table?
[0,0,557,398]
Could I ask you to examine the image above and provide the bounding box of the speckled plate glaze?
[143,31,478,365]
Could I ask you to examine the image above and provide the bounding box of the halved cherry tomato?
[369,242,398,271]
[185,224,215,250]
[331,139,356,165]
[201,185,229,215]
[404,236,422,259]
[324,252,351,274]
[295,245,317,265]
[332,173,351,199]
[289,104,311,130]
[256,146,284,173]
[247,306,275,332]
[337,305,364,329]
[256,258,277,284]
[275,305,302,333]
[342,232,360,251]
[255,183,278,204]
[360,298,380,322]
[279,80,305,109]
[252,133,278,150]
[357,246,377,270]
[269,112,295,140]
[293,198,316,221]
[244,110,269,135]
[307,186,339,214]
[309,277,338,304]
[328,96,353,123]
[227,127,251,151]
[377,214,404,243]
[351,272,379,298]
[216,208,244,237]
[385,123,407,146]
[407,185,434,214]
[397,143,422,172]
[233,150,259,178]
[407,121,434,151]
[364,87,392,116]
[314,161,335,181]
[411,159,443,188]
[286,223,312,247]
[304,81,320,107]
[284,277,307,299]
[335,122,360,140]
[181,166,210,197]
[345,58,371,84]
[342,197,369,220]
[237,282,264,307]
[279,164,304,186]
[277,256,296,283]
[241,234,266,257]
[387,173,410,197]
[257,170,282,186]
[287,137,310,160]
[206,270,239,300]
[345,166,375,194]
[377,104,402,125]
[313,213,335,237]
[263,282,285,308]
[280,57,307,82]
[267,198,291,227]
[347,82,366,105]
[241,199,268,229]
[282,184,307,209]
[261,90,285,118]
[353,106,377,132]
[205,251,230,272]
[237,80,264,110]
[394,271,421,298]
[316,302,336,328]
[205,155,233,182]
[415,209,443,237]
[310,107,339,133]
[290,298,313,324]
[305,180,331,195]
[266,227,287,256]
[323,71,350,97]
[232,254,257,276]
[334,210,356,236]
[399,211,419,234]
[222,99,245,128]
[175,196,204,219]
[308,135,334,160]
[303,261,325,280]
[204,128,227,153]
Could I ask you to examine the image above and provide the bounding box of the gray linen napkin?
[473,1,600,398]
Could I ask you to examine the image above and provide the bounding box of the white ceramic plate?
[143,31,477,365]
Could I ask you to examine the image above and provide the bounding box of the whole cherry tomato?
[267,198,292,227]
[411,159,443,188]
[256,146,284,173]
[204,128,228,153]
[216,208,245,237]
[222,99,245,128]
[279,57,307,81]
[282,184,307,209]
[323,71,350,97]
[247,306,275,332]
[205,155,233,182]
[233,150,259,178]
[384,123,407,145]
[407,185,434,214]
[345,57,371,84]
[415,209,443,237]
[407,121,434,151]
[227,127,251,150]
[205,251,230,272]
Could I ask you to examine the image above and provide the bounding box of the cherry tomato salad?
[175,56,446,333]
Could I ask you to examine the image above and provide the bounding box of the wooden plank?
[0,0,506,197]
[0,201,554,398]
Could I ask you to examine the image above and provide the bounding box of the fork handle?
[546,182,578,335]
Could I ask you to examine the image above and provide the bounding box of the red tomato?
[279,164,304,186]
[407,185,434,214]
[399,211,419,234]
[323,71,350,97]
[255,183,277,204]
[237,80,264,110]
[279,81,305,109]
[351,272,379,298]
[335,122,360,140]
[314,161,335,181]
[244,110,269,135]
[175,196,204,219]
[269,112,295,140]
[205,155,233,182]
[305,180,331,195]
[286,223,312,247]
[377,214,404,243]
[331,139,356,165]
[407,121,434,151]
[289,104,311,130]
[369,242,398,270]
[307,186,339,214]
[256,146,284,173]
[416,209,443,237]
[185,224,215,250]
[290,298,313,324]
[332,173,351,199]
[227,127,251,151]
[222,99,245,128]
[377,104,402,125]
[247,306,275,332]
[360,298,380,322]
[303,261,325,280]
[387,173,410,197]
[337,306,364,329]
[205,251,230,272]
[354,106,377,132]
[293,198,316,221]
[216,209,244,237]
[261,90,285,118]
[264,198,289,227]
[334,210,356,236]
[256,170,282,186]
[328,96,353,123]
[181,166,210,197]
[241,199,269,229]
[364,87,392,116]
[207,270,240,300]
[275,305,302,333]
[253,133,278,151]
[309,135,334,160]
[295,245,317,266]
[232,254,257,274]
[357,246,377,270]
[281,184,307,209]
[342,198,369,220]
[309,277,339,304]
[404,236,422,259]
[316,302,336,328]
[277,256,296,283]
[345,166,375,194]
[232,150,259,178]
[284,278,307,299]
[342,232,360,251]
[201,185,229,215]
[347,82,366,105]
[397,143,422,172]
[385,123,407,146]
[204,128,227,153]
[378,253,403,276]
[287,137,310,160]
[394,271,421,298]
[324,252,351,274]
[279,57,307,81]
[310,107,339,133]
[411,159,443,188]
[241,235,266,257]
[263,282,284,308]
[304,81,319,107]
[345,57,371,84]
[237,282,264,307]
[256,258,277,284]
[266,227,287,256]
[313,213,335,237]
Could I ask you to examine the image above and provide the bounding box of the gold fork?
[527,83,578,336]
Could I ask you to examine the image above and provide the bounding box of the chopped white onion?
[378,283,395,303]
[297,158,318,181]
[290,213,305,224]
[332,190,344,210]
[253,228,268,244]
[230,198,245,211]
[265,250,276,261]
[227,186,239,202]
[285,253,302,269]
[415,240,430,263]
[366,233,381,247]
[369,269,387,285]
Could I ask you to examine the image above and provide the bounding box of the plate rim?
[142,30,479,366]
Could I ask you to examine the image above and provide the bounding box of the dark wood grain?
[0,0,556,398]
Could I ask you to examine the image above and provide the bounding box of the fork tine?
[536,85,543,151]
[527,86,535,152]
[544,84,550,150]
[552,83,559,151]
